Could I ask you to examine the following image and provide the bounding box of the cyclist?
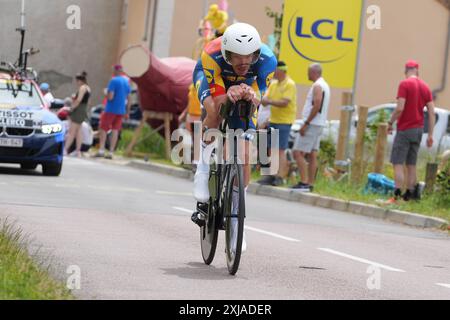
[192,23,277,250]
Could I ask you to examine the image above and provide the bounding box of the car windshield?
[0,79,43,107]
[367,108,394,124]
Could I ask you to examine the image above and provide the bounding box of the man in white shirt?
[40,83,55,107]
[291,63,330,192]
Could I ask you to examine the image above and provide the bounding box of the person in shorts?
[387,60,435,202]
[257,61,297,186]
[291,64,330,192]
[94,65,131,160]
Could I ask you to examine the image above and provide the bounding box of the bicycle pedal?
[191,211,205,227]
[197,202,208,212]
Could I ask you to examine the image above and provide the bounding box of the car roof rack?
[0,61,38,82]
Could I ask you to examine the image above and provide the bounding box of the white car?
[290,104,450,156]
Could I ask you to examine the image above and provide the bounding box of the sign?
[280,0,363,88]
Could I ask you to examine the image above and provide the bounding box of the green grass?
[0,219,73,300]
[251,163,449,225]
[313,175,450,222]
[115,126,195,170]
[116,126,166,159]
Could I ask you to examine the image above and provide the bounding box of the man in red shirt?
[387,60,435,202]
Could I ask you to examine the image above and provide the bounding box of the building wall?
[358,0,450,111]
[0,0,123,107]
[117,0,150,56]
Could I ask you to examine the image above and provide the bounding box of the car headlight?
[41,124,63,134]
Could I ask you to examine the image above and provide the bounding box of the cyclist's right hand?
[227,85,245,103]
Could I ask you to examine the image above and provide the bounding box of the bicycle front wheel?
[224,163,245,275]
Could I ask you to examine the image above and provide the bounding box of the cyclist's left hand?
[227,85,244,103]
[239,83,256,102]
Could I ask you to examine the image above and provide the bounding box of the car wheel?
[21,163,38,170]
[42,162,63,176]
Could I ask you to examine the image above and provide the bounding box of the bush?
[319,137,336,168]
[436,162,450,206]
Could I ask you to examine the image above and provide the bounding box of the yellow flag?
[280,0,363,88]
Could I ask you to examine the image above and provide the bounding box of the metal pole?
[344,0,366,161]
[204,0,209,16]
[21,0,26,28]
[149,0,158,51]
[351,0,366,106]
[17,0,26,67]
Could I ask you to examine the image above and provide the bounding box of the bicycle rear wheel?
[200,163,219,265]
[224,163,245,275]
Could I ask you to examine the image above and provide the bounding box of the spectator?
[94,65,131,160]
[64,71,91,157]
[58,98,93,153]
[179,84,203,165]
[257,103,271,130]
[179,83,202,135]
[387,60,435,203]
[40,83,54,106]
[258,61,298,186]
[203,4,228,37]
[291,63,330,192]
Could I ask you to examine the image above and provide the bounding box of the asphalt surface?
[0,157,449,300]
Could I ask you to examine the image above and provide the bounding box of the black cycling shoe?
[402,189,412,202]
[411,184,422,201]
[191,211,205,227]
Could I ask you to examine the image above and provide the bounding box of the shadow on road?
[161,262,240,281]
[0,165,43,176]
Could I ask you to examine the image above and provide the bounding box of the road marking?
[318,248,406,273]
[157,191,192,197]
[244,226,301,242]
[13,181,39,186]
[173,207,301,242]
[173,207,193,214]
[83,185,143,193]
[436,283,450,289]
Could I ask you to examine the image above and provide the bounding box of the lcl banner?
[280,0,364,88]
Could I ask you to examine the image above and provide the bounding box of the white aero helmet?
[221,23,262,65]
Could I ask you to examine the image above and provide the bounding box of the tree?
[265,5,284,58]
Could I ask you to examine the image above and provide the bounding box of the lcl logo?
[295,17,354,42]
[287,12,356,63]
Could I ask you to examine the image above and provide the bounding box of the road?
[0,157,449,300]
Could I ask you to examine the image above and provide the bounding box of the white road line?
[244,226,301,242]
[173,207,301,242]
[173,207,193,214]
[157,191,192,196]
[318,248,406,273]
[436,283,450,289]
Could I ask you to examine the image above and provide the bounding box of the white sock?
[196,142,209,173]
